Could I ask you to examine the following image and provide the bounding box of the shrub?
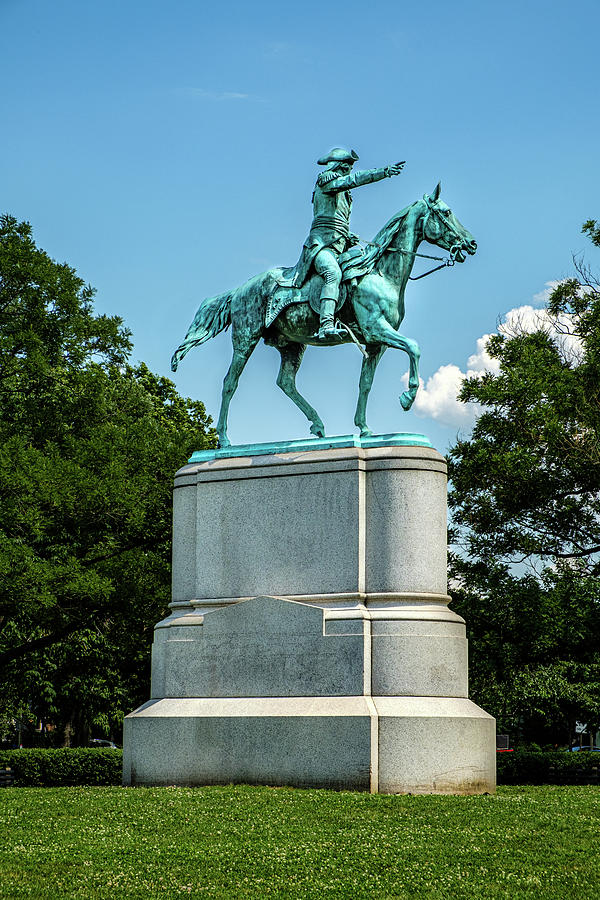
[1,748,598,788]
[0,748,122,786]
[497,750,600,785]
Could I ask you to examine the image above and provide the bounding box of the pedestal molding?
[172,590,452,609]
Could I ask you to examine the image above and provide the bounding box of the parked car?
[496,734,513,752]
[88,739,119,749]
[569,745,600,752]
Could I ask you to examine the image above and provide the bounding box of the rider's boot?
[317,298,339,340]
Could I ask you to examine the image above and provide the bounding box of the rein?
[359,203,461,281]
[394,247,455,280]
[359,241,456,280]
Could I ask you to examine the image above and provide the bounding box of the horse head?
[421,183,477,263]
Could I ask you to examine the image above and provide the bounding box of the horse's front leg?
[360,318,421,411]
[354,344,386,436]
[399,332,421,410]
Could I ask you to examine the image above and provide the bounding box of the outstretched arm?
[322,161,405,193]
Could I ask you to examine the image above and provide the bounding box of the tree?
[448,221,600,746]
[0,215,217,744]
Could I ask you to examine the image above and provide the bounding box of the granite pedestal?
[123,436,495,793]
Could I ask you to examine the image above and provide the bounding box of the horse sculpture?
[171,183,476,448]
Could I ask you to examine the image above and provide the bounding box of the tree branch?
[0,617,86,668]
[538,544,600,559]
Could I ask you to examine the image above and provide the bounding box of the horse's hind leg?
[216,339,259,448]
[354,344,386,436]
[276,342,326,438]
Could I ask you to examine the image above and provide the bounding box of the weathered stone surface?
[365,465,447,595]
[375,697,496,794]
[151,597,364,699]
[170,444,448,608]
[123,697,372,790]
[188,464,361,599]
[123,695,495,794]
[124,441,496,794]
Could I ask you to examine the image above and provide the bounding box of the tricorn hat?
[317,147,359,166]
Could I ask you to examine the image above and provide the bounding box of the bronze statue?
[172,152,477,448]
[290,148,405,338]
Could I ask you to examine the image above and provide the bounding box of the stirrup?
[316,320,343,340]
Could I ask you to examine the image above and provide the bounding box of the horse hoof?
[217,436,231,449]
[359,428,373,438]
[399,391,414,411]
[310,424,326,438]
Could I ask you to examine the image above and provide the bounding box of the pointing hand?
[386,161,406,177]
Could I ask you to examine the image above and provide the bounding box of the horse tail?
[170,290,232,372]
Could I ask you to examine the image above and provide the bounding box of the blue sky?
[2,0,599,452]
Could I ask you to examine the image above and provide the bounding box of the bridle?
[361,199,465,280]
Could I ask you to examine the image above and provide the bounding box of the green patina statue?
[172,150,477,448]
[292,148,405,339]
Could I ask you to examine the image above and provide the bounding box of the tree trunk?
[62,711,76,747]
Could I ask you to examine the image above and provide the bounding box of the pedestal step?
[123,695,495,794]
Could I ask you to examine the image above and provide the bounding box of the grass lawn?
[0,784,598,898]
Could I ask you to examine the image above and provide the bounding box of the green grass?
[0,785,598,898]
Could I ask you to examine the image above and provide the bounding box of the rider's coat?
[291,167,390,288]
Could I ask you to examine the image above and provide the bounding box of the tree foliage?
[0,215,216,744]
[448,221,600,744]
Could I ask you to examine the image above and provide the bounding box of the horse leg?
[276,342,326,438]
[398,334,421,410]
[216,340,258,448]
[354,344,386,436]
[360,318,421,411]
[398,335,421,411]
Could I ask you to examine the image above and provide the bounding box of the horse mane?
[371,202,414,248]
[341,202,416,282]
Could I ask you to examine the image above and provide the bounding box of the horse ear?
[431,182,441,201]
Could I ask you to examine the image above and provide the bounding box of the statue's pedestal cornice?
[187,431,432,464]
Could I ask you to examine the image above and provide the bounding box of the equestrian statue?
[171,148,477,448]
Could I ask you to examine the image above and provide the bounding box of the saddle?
[264,245,367,329]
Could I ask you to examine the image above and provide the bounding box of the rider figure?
[292,148,405,339]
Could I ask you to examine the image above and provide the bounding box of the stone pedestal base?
[124,592,495,793]
[123,439,496,794]
[124,694,494,794]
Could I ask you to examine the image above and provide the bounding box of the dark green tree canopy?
[448,221,600,745]
[449,232,600,572]
[0,215,216,744]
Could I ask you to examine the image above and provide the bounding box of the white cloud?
[466,333,501,376]
[407,284,582,428]
[532,280,560,307]
[410,364,479,427]
[499,304,583,361]
[180,88,261,102]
